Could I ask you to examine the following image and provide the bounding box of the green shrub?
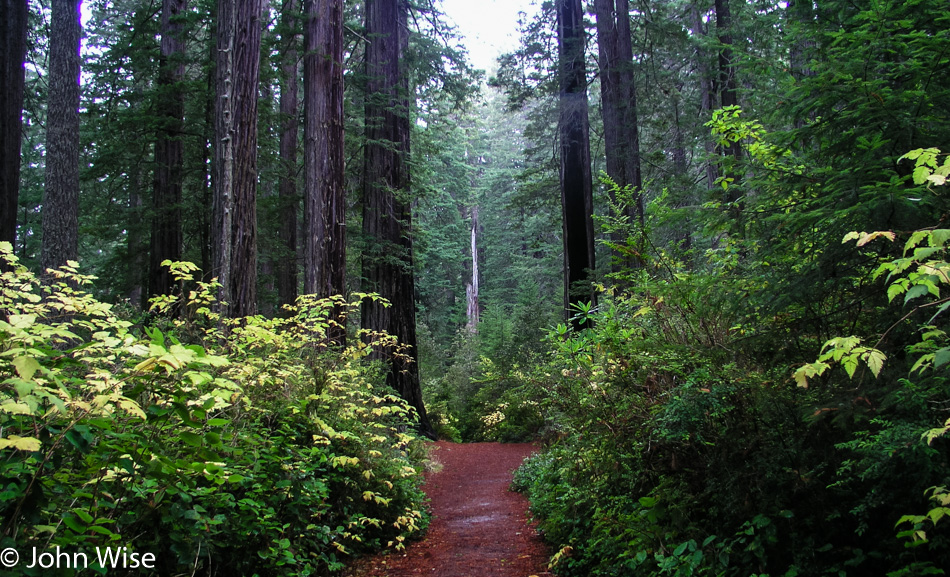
[0,246,427,576]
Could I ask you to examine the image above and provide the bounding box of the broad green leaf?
[8,314,36,329]
[0,435,41,451]
[178,431,202,447]
[934,348,950,368]
[887,283,906,302]
[865,350,886,377]
[905,284,931,304]
[0,400,33,415]
[12,356,40,381]
[931,230,950,247]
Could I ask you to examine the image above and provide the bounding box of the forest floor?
[345,441,552,577]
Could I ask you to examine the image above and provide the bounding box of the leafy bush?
[0,246,427,576]
[508,147,950,575]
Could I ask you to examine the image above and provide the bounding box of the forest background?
[2,0,950,575]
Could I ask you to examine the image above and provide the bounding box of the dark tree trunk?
[41,0,81,273]
[557,0,595,324]
[277,0,299,309]
[361,0,435,439]
[1,0,27,248]
[715,0,742,209]
[690,0,719,191]
[149,0,187,298]
[128,150,147,307]
[213,0,262,317]
[594,0,644,269]
[303,0,346,341]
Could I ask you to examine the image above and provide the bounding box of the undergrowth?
[0,246,428,576]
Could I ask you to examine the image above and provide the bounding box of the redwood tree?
[362,0,435,439]
[594,0,644,268]
[213,0,263,317]
[303,0,345,306]
[276,0,299,308]
[149,0,187,297]
[556,0,595,322]
[1,0,27,247]
[42,0,82,273]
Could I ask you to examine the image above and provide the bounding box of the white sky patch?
[438,0,539,74]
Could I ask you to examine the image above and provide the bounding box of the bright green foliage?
[0,244,427,576]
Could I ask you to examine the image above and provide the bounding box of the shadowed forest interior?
[1,0,950,575]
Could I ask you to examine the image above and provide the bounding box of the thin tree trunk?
[277,0,299,309]
[41,0,81,273]
[1,0,28,248]
[465,205,479,331]
[303,0,346,341]
[557,0,595,324]
[128,151,147,307]
[214,0,262,317]
[150,0,187,298]
[362,0,435,439]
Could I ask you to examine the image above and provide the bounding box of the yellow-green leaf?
[12,356,40,381]
[0,435,42,451]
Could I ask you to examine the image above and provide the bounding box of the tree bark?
[690,0,719,191]
[149,0,187,298]
[277,0,299,309]
[715,0,742,207]
[1,0,27,248]
[557,0,595,324]
[594,0,644,269]
[41,0,81,273]
[304,0,346,341]
[465,205,479,331]
[362,0,435,439]
[213,0,262,317]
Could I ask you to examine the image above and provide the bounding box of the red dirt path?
[347,441,552,577]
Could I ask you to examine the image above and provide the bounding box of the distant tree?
[213,0,263,317]
[714,0,741,210]
[276,0,298,308]
[556,0,595,323]
[593,0,644,266]
[689,0,719,191]
[1,0,28,248]
[41,0,81,273]
[303,0,345,319]
[149,0,187,297]
[362,0,435,439]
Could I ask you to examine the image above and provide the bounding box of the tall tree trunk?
[465,205,479,331]
[594,0,644,269]
[41,0,81,273]
[1,0,28,248]
[128,149,147,307]
[691,0,719,191]
[715,0,742,211]
[213,0,262,317]
[557,0,595,324]
[304,0,346,341]
[150,0,187,298]
[277,0,299,309]
[362,0,435,439]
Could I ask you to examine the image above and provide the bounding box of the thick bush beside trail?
[511,281,950,576]
[0,247,427,576]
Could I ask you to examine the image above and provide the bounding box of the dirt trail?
[348,441,552,577]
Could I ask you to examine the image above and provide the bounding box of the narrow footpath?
[348,441,552,577]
